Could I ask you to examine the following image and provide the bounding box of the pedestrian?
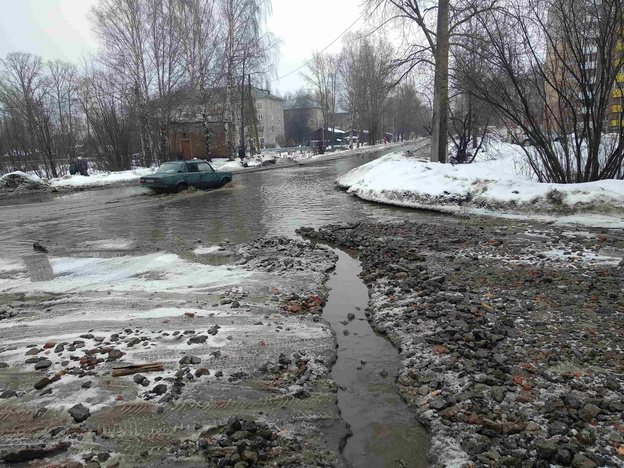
[238,146,245,161]
[77,157,89,176]
[69,160,79,175]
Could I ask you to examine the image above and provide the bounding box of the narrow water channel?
[323,248,429,468]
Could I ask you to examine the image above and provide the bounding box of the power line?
[272,12,365,82]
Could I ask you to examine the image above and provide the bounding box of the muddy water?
[325,248,429,468]
[0,146,446,260]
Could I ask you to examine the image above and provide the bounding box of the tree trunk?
[431,0,449,163]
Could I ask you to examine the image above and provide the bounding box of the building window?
[258,113,263,120]
[270,102,273,109]
[271,126,274,132]
[257,102,262,109]
[278,115,281,121]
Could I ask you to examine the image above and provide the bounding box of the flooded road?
[0,144,443,260]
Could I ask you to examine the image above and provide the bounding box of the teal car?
[140,160,233,193]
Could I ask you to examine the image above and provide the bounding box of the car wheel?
[221,177,231,187]
[176,183,188,193]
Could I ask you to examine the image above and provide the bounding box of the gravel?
[299,219,624,467]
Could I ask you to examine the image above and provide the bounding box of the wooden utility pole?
[240,62,246,154]
[224,0,235,161]
[431,0,449,163]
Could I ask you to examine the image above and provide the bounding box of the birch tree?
[303,53,340,136]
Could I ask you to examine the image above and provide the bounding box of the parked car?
[139,159,233,192]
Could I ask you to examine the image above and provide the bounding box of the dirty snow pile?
[215,153,277,170]
[337,142,624,228]
[0,171,48,191]
[49,167,155,188]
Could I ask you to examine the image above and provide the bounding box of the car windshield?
[156,162,184,174]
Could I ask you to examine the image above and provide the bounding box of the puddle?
[323,248,428,467]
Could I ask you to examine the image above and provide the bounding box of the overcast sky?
[0,0,365,96]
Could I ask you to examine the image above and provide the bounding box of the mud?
[0,237,349,467]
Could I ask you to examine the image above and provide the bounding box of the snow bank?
[49,167,154,188]
[337,142,624,228]
[0,171,44,185]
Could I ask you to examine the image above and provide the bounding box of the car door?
[198,162,218,187]
[184,162,202,187]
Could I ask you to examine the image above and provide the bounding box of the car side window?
[197,162,212,172]
[187,163,199,173]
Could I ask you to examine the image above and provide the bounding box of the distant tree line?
[0,0,276,177]
[285,32,429,147]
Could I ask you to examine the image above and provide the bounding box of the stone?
[34,377,51,390]
[516,391,535,403]
[34,359,52,370]
[152,384,167,395]
[571,454,597,468]
[429,397,446,410]
[226,416,242,435]
[556,448,573,466]
[579,403,600,421]
[536,441,558,459]
[69,404,91,423]
[491,387,507,403]
[133,374,148,385]
[549,420,569,436]
[188,335,208,345]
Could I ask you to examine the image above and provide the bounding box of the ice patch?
[194,245,222,255]
[2,252,252,294]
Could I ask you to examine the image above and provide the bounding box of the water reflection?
[0,153,445,259]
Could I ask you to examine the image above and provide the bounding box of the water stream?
[324,248,429,468]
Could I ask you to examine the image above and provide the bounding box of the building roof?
[284,98,321,110]
[251,88,284,102]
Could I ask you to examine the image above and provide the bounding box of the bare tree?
[367,0,499,162]
[462,0,624,182]
[387,81,429,141]
[338,35,395,145]
[91,0,156,165]
[177,0,223,161]
[0,52,63,177]
[303,52,340,137]
[77,62,135,171]
[47,60,80,164]
[220,0,274,159]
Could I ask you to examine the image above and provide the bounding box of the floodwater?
[0,146,443,259]
[324,248,429,468]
